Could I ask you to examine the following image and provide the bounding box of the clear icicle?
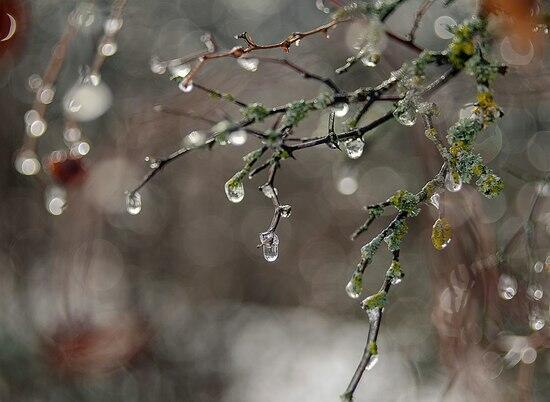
[260,232,279,262]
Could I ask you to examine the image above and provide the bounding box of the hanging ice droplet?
[15,150,41,176]
[168,63,191,78]
[361,45,381,67]
[229,129,248,146]
[344,138,364,159]
[126,191,142,215]
[178,81,194,93]
[237,58,259,72]
[150,57,166,74]
[260,232,279,262]
[26,116,47,137]
[261,185,276,199]
[103,17,123,35]
[431,217,452,250]
[498,274,517,300]
[393,99,417,126]
[45,186,67,216]
[37,85,55,104]
[366,354,379,371]
[99,39,117,56]
[445,171,463,192]
[184,130,207,148]
[529,309,545,331]
[527,284,544,301]
[225,179,245,203]
[430,193,440,209]
[334,103,349,117]
[345,272,362,299]
[279,205,292,218]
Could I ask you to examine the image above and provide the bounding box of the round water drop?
[237,58,259,72]
[260,232,279,262]
[178,81,194,93]
[344,138,364,159]
[45,186,67,216]
[225,179,244,203]
[430,193,440,209]
[334,103,349,117]
[527,284,543,301]
[366,354,379,371]
[445,171,462,192]
[229,129,248,146]
[63,81,112,122]
[529,310,545,331]
[99,39,117,56]
[28,74,43,92]
[15,150,41,176]
[498,274,517,300]
[126,191,142,215]
[37,85,55,104]
[533,261,543,273]
[26,117,47,137]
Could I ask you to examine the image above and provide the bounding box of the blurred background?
[0,0,548,401]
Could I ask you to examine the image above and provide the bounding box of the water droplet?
[279,205,292,218]
[334,103,349,117]
[360,45,381,67]
[178,81,194,93]
[366,354,379,371]
[430,193,440,209]
[445,171,463,192]
[434,16,457,39]
[345,277,361,299]
[184,130,206,148]
[498,274,517,300]
[150,57,166,74]
[99,39,117,56]
[26,117,47,137]
[337,176,358,195]
[260,232,279,262]
[229,129,248,146]
[28,74,43,92]
[15,150,41,176]
[103,17,123,34]
[225,179,244,203]
[393,99,417,126]
[126,191,142,215]
[24,109,40,125]
[533,261,543,273]
[521,347,537,364]
[45,186,67,216]
[315,0,330,13]
[237,58,259,72]
[431,217,452,250]
[261,184,276,199]
[529,309,545,331]
[168,63,191,78]
[145,156,160,169]
[295,39,301,47]
[343,138,364,159]
[37,85,55,104]
[63,127,82,143]
[527,284,544,301]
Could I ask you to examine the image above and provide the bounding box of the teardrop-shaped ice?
[260,232,279,262]
[334,103,349,117]
[431,217,452,250]
[366,354,379,371]
[126,191,142,215]
[237,58,259,72]
[344,138,364,159]
[224,179,245,203]
[445,171,463,192]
